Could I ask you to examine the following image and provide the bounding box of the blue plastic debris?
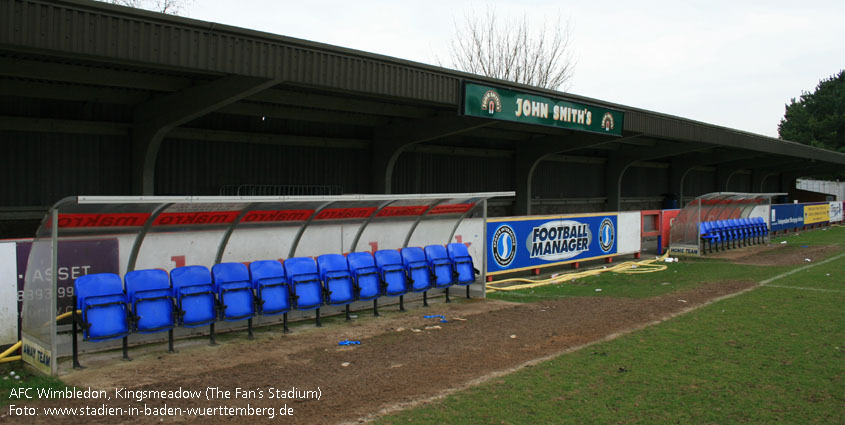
[338,340,361,346]
[801,245,809,248]
[440,319,448,323]
[424,315,446,319]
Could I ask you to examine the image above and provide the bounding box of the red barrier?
[641,210,660,237]
[659,209,680,251]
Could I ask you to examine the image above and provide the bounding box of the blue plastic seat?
[317,254,356,306]
[284,258,324,310]
[124,269,174,334]
[318,254,356,320]
[401,247,433,293]
[448,243,477,285]
[756,217,769,237]
[741,218,756,243]
[424,245,454,288]
[170,265,217,330]
[211,263,256,322]
[72,273,131,368]
[699,222,716,253]
[249,260,291,332]
[714,220,732,249]
[284,257,324,326]
[249,260,291,316]
[348,252,381,300]
[374,249,409,296]
[74,273,130,342]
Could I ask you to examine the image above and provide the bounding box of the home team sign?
[463,82,624,136]
[487,213,618,275]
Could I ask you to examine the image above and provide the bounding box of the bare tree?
[445,7,575,91]
[102,0,193,16]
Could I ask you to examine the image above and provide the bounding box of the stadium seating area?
[72,243,479,366]
[698,217,769,254]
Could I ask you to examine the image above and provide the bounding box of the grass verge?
[378,243,844,424]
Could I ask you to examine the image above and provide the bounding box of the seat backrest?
[424,245,449,262]
[170,265,212,291]
[249,260,286,284]
[317,254,350,281]
[75,273,124,310]
[401,247,426,266]
[124,269,170,302]
[447,243,471,260]
[347,252,376,273]
[212,262,250,284]
[374,249,402,268]
[284,257,319,279]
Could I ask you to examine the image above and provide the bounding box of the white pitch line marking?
[763,284,845,293]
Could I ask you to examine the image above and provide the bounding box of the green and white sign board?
[463,82,624,136]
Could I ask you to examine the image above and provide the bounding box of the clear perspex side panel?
[669,192,772,250]
[20,193,512,375]
[20,217,54,370]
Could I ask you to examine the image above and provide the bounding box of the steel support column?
[370,116,493,194]
[131,76,282,195]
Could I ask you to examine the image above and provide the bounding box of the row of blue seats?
[699,217,768,253]
[71,244,477,366]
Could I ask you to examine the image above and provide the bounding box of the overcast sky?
[183,0,845,138]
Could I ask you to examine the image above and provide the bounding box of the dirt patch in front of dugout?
[708,243,840,266]
[17,280,757,425]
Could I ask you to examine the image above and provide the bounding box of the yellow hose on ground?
[487,251,670,293]
[0,310,80,362]
[0,341,21,359]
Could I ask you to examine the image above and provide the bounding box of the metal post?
[168,329,175,353]
[345,305,351,321]
[247,318,254,339]
[373,299,379,317]
[315,308,322,327]
[399,295,405,312]
[71,304,81,369]
[50,209,59,375]
[481,199,488,298]
[445,288,451,303]
[423,291,428,307]
[467,285,471,299]
[122,337,130,361]
[209,323,217,346]
[283,313,289,333]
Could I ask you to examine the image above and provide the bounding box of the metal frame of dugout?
[21,192,513,376]
[668,192,784,256]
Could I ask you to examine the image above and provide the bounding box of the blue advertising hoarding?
[487,213,617,275]
[770,204,804,232]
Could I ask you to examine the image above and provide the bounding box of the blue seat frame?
[317,254,356,320]
[348,252,383,316]
[285,257,325,326]
[375,249,410,312]
[212,262,256,338]
[72,273,131,368]
[125,268,176,353]
[170,265,218,345]
[448,243,477,299]
[249,260,292,332]
[402,247,433,306]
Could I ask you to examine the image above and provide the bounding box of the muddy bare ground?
[706,241,839,266]
[9,280,757,425]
